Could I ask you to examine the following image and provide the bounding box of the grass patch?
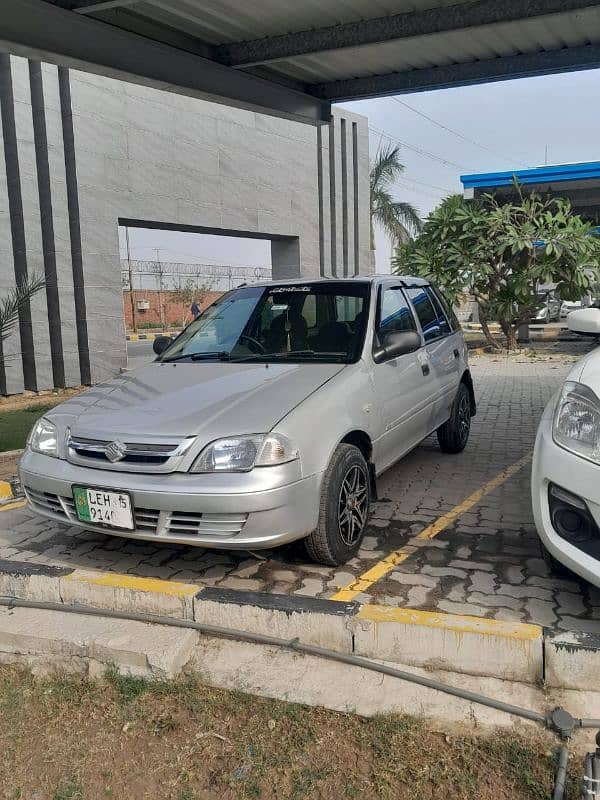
[0,403,58,452]
[0,665,575,800]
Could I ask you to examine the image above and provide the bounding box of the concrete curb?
[0,478,24,508]
[0,560,557,685]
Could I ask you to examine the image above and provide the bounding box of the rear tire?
[437,382,471,454]
[305,444,370,566]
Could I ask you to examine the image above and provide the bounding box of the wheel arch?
[461,369,476,417]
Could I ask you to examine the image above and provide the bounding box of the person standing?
[191,299,200,319]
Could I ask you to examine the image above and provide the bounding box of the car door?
[405,285,461,430]
[371,283,435,472]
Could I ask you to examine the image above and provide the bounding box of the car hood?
[48,361,345,440]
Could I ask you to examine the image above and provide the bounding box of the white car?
[532,308,600,586]
[560,300,583,319]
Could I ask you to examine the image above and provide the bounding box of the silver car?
[20,276,475,565]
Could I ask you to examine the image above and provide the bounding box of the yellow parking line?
[63,569,198,597]
[0,499,27,512]
[331,452,532,602]
[357,604,542,641]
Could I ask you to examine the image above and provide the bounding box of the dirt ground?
[0,666,579,800]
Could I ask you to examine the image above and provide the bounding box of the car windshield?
[159,282,370,364]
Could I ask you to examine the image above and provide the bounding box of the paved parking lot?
[2,341,599,634]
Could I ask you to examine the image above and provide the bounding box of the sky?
[121,67,600,274]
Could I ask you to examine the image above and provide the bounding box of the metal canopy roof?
[3,0,600,124]
[462,162,600,189]
[461,161,600,224]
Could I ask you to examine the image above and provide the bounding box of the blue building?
[461,161,600,226]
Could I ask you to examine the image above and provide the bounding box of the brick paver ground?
[1,341,599,633]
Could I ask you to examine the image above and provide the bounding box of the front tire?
[437,382,471,454]
[305,444,370,566]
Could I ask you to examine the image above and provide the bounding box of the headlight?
[553,381,600,465]
[190,433,298,473]
[28,418,59,458]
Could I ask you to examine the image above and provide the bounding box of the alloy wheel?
[337,464,368,546]
[458,391,471,444]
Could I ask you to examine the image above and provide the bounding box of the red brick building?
[122,290,222,330]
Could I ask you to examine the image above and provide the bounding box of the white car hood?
[48,361,345,440]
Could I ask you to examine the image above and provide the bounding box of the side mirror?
[567,308,600,337]
[373,330,422,363]
[153,335,173,355]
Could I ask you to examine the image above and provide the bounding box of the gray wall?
[0,55,370,394]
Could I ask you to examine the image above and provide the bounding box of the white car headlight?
[553,381,600,465]
[28,417,59,458]
[190,433,298,473]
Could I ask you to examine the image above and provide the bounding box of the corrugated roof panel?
[267,6,600,84]
[132,0,476,46]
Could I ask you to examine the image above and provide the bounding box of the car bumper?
[531,407,600,587]
[19,450,322,549]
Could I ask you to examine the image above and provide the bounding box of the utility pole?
[154,248,165,329]
[125,226,137,333]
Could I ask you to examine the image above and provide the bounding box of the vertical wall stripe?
[340,117,349,276]
[58,66,90,385]
[328,118,337,277]
[316,123,325,277]
[0,54,38,391]
[29,60,65,389]
[352,121,360,276]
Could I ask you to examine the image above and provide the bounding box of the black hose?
[0,595,547,725]
[552,746,568,800]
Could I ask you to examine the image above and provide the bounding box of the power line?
[368,124,469,171]
[389,96,531,168]
[398,176,454,194]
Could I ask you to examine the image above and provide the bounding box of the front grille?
[67,436,188,468]
[25,487,70,519]
[25,486,245,539]
[135,508,160,533]
[165,511,248,537]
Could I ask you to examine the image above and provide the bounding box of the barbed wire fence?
[121,260,272,293]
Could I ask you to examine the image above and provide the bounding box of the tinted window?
[160,282,369,364]
[430,286,459,332]
[406,287,441,342]
[426,287,451,337]
[377,287,416,338]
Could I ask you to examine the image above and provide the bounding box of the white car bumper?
[532,401,600,588]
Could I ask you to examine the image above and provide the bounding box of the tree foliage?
[370,144,422,251]
[392,187,600,349]
[0,274,46,345]
[169,277,212,328]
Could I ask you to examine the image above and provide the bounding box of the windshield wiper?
[228,350,347,362]
[162,351,230,363]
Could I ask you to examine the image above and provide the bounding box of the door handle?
[453,348,460,359]
[421,363,430,376]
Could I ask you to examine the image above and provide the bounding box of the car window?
[335,294,362,324]
[425,287,451,337]
[377,286,417,338]
[159,282,370,364]
[429,286,459,332]
[406,287,442,342]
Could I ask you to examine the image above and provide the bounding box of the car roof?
[246,275,430,288]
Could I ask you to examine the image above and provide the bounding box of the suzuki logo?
[105,440,127,463]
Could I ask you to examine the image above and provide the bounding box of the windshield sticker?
[270,286,311,293]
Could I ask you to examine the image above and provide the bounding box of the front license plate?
[72,486,134,530]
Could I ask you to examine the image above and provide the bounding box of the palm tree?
[370,144,422,263]
[0,274,45,395]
